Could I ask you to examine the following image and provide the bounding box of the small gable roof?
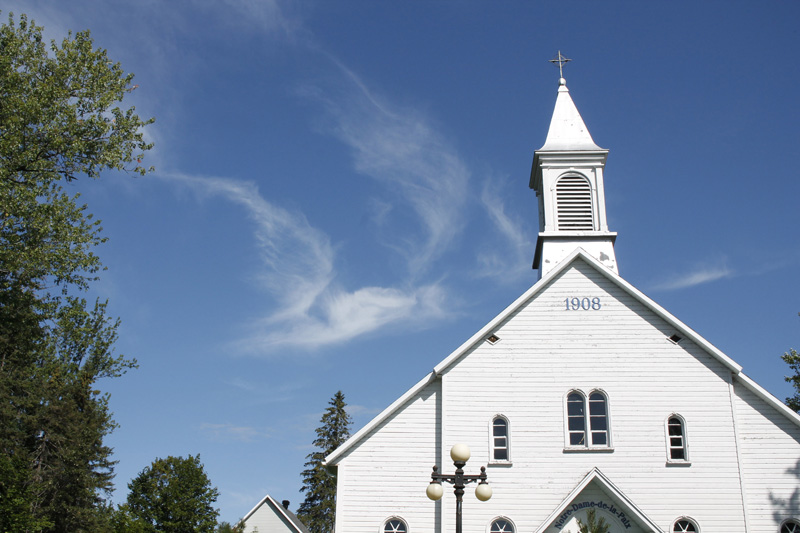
[326,249,800,465]
[240,494,310,533]
[534,467,663,533]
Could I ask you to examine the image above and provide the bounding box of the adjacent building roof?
[240,494,310,533]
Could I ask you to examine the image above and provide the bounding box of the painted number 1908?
[565,297,601,310]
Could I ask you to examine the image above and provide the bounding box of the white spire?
[539,78,603,152]
[530,73,617,278]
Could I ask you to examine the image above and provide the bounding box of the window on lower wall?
[565,390,611,449]
[490,518,515,532]
[781,520,800,533]
[673,518,698,533]
[491,416,510,462]
[383,518,407,533]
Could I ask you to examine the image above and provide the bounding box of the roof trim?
[325,371,436,465]
[241,494,310,533]
[326,248,800,464]
[533,467,663,533]
[734,372,800,428]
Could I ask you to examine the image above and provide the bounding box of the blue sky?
[6,0,800,524]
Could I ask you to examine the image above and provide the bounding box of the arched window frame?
[382,517,408,533]
[488,415,511,464]
[672,517,699,533]
[564,389,612,450]
[488,516,516,533]
[780,519,800,533]
[665,414,690,464]
[554,173,596,231]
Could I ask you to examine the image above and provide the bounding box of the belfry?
[531,72,617,277]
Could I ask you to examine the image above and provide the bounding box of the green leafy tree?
[297,391,352,533]
[0,11,152,532]
[126,455,220,533]
[782,348,800,412]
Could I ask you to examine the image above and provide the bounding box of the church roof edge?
[325,250,799,466]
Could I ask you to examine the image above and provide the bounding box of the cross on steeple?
[549,51,571,78]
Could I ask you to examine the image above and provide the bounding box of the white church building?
[324,73,800,533]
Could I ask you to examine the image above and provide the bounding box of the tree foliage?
[216,521,247,533]
[297,391,352,533]
[126,455,220,533]
[0,11,152,532]
[782,348,800,412]
[574,508,610,533]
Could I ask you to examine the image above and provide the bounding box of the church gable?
[441,255,736,392]
[537,469,661,533]
[437,255,752,527]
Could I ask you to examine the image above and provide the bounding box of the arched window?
[567,392,587,446]
[565,390,611,448]
[491,416,509,461]
[588,392,609,446]
[781,520,800,533]
[673,518,698,533]
[384,518,407,533]
[666,415,688,461]
[556,174,594,230]
[490,518,515,532]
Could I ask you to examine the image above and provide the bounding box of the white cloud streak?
[162,171,447,352]
[651,261,734,291]
[200,423,264,442]
[301,58,471,274]
[476,176,531,280]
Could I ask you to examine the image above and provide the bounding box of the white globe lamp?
[475,482,492,501]
[450,443,471,463]
[426,481,444,501]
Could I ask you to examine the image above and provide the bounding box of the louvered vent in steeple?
[556,175,594,230]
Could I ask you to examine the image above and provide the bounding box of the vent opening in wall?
[487,334,500,344]
[668,334,682,344]
[556,175,594,230]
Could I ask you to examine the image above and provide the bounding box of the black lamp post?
[426,444,492,533]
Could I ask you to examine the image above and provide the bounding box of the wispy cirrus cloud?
[200,422,265,442]
[300,58,471,274]
[476,175,531,280]
[162,171,447,352]
[651,260,734,291]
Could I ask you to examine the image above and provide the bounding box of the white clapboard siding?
[241,495,308,533]
[331,255,800,533]
[442,260,746,531]
[334,381,441,533]
[733,379,800,528]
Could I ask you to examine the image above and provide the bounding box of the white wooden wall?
[243,498,300,533]
[334,381,441,533]
[333,259,800,533]
[734,381,800,530]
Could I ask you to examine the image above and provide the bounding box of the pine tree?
[575,508,610,533]
[297,391,352,533]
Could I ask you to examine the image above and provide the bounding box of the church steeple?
[530,72,617,278]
